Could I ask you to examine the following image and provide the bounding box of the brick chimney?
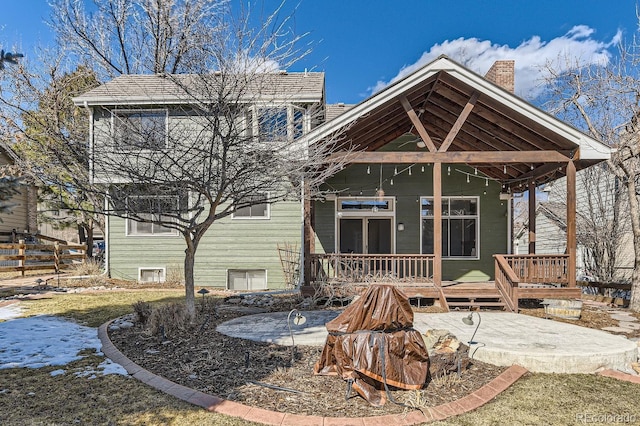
[484,60,515,93]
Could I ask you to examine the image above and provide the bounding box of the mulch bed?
[108,294,506,418]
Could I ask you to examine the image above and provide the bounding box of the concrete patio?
[217,310,639,374]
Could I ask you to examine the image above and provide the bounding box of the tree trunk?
[184,241,197,316]
[625,170,640,312]
[621,163,640,312]
[84,225,94,259]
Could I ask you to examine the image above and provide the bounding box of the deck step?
[447,301,507,307]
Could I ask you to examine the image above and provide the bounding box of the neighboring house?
[0,142,37,242]
[531,166,633,281]
[74,56,612,310]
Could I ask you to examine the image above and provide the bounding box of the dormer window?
[113,109,168,151]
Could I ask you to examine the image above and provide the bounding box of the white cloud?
[369,25,621,100]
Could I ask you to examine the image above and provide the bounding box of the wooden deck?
[305,253,581,312]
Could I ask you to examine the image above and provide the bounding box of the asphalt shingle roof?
[73,72,325,106]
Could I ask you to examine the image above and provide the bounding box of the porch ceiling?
[341,72,586,189]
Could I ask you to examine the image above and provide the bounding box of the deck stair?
[440,283,509,311]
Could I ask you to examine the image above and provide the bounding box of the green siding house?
[74,56,611,310]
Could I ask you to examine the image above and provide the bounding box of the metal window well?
[541,299,583,320]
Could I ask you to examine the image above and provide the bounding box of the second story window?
[113,109,168,151]
[252,106,306,142]
[258,107,288,142]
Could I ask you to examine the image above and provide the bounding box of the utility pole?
[0,50,23,69]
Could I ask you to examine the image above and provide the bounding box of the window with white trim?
[138,267,166,283]
[421,197,479,258]
[113,109,168,151]
[233,193,269,219]
[126,195,179,236]
[251,106,305,142]
[228,269,267,290]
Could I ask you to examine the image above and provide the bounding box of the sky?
[0,303,128,375]
[0,1,638,103]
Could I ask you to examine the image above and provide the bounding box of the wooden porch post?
[433,162,442,286]
[303,186,314,286]
[528,181,536,254]
[566,160,577,287]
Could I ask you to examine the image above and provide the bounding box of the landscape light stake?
[287,309,306,365]
[462,312,482,345]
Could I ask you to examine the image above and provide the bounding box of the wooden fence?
[0,238,86,275]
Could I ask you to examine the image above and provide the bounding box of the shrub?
[132,300,153,325]
[147,302,194,338]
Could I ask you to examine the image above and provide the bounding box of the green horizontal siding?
[316,162,508,281]
[108,200,301,289]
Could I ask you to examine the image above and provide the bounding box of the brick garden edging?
[98,321,528,425]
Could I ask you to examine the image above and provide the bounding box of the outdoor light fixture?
[287,309,307,365]
[397,222,405,232]
[197,288,210,302]
[462,312,482,345]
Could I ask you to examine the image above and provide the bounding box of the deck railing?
[502,254,569,284]
[493,255,520,312]
[309,253,435,283]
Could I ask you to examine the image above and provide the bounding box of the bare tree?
[540,39,640,310]
[0,0,347,315]
[543,163,629,282]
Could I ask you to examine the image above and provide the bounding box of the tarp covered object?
[313,284,429,406]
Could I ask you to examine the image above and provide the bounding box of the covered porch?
[300,57,611,311]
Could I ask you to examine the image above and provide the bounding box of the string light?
[390,178,394,186]
[421,165,425,173]
[408,166,412,176]
[367,165,370,174]
[466,174,470,183]
[503,165,507,174]
[474,167,478,175]
[485,178,489,186]
[447,166,451,176]
[394,166,398,175]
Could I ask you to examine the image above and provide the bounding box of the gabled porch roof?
[306,55,611,191]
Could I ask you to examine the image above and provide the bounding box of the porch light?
[462,312,482,345]
[397,223,405,231]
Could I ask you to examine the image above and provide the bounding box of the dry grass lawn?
[1,287,639,425]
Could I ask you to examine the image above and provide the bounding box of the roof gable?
[305,55,610,187]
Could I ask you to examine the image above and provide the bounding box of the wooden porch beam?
[439,91,479,152]
[566,160,577,287]
[433,162,442,287]
[399,96,438,152]
[528,181,536,254]
[328,150,573,164]
[303,184,314,286]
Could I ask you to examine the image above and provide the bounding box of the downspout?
[299,178,305,287]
